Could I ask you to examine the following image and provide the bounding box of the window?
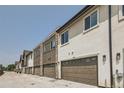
[31,54,32,59]
[43,46,46,52]
[85,16,90,30]
[61,31,69,45]
[84,11,98,31]
[122,5,124,16]
[44,42,51,52]
[91,11,97,27]
[118,5,124,21]
[51,40,56,49]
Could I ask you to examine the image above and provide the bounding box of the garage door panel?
[29,67,32,74]
[62,66,96,74]
[61,56,98,86]
[63,76,96,85]
[62,70,96,75]
[62,73,97,79]
[62,67,96,72]
[43,64,56,78]
[62,64,96,68]
[34,66,41,75]
[63,76,96,82]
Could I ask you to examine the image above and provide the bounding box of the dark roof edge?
[42,31,56,44]
[56,5,94,33]
[26,51,33,57]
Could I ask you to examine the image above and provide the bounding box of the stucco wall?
[15,63,19,70]
[19,62,22,69]
[27,53,34,67]
[57,5,111,87]
[111,5,124,88]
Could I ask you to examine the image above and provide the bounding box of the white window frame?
[50,40,56,49]
[118,5,124,21]
[60,30,69,46]
[83,8,99,33]
[43,44,47,52]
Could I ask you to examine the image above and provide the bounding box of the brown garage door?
[43,64,56,78]
[25,68,28,74]
[61,56,98,86]
[29,67,32,74]
[34,66,41,76]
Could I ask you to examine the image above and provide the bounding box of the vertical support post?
[108,5,113,88]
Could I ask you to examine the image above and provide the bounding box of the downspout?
[108,5,113,88]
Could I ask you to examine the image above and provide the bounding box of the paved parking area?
[0,72,97,88]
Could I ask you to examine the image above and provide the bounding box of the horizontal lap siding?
[43,49,56,64]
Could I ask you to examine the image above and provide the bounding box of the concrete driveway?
[0,71,97,88]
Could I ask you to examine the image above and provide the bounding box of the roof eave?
[56,5,94,33]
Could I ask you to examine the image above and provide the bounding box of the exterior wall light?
[103,55,106,64]
[116,53,121,61]
[116,53,121,65]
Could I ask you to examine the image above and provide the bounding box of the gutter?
[108,5,113,88]
[56,5,94,33]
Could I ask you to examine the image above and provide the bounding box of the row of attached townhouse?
[15,61,22,73]
[25,51,34,74]
[15,50,32,73]
[15,5,124,88]
[0,64,3,75]
[33,43,43,76]
[42,32,58,78]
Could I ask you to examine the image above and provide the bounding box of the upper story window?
[44,42,53,52]
[118,5,124,21]
[84,11,98,31]
[122,5,124,16]
[61,31,69,45]
[31,54,32,59]
[51,40,56,49]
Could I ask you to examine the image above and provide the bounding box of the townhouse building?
[0,64,2,70]
[111,5,124,88]
[0,64,3,75]
[56,5,124,88]
[25,51,34,74]
[42,32,58,78]
[15,61,19,72]
[14,5,124,88]
[19,55,24,73]
[33,43,43,76]
[15,61,21,73]
[21,50,31,73]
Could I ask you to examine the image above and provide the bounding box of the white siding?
[27,53,34,67]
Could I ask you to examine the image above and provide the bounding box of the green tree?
[2,66,7,71]
[7,64,15,71]
[0,64,2,70]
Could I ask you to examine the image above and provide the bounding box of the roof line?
[56,5,94,33]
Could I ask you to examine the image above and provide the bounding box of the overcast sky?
[0,5,84,66]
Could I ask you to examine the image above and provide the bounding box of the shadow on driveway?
[0,70,4,76]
